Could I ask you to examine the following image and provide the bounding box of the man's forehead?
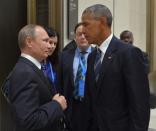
[82,12,93,19]
[123,33,132,38]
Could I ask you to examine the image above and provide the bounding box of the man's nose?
[81,34,85,38]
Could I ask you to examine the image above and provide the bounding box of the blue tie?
[94,48,102,81]
[74,53,86,97]
[41,62,55,82]
[41,62,57,94]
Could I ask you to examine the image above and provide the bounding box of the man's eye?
[43,39,49,42]
[49,40,53,44]
[83,23,88,27]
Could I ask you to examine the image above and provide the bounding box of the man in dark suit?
[120,30,150,74]
[60,23,93,131]
[81,4,150,131]
[7,24,67,131]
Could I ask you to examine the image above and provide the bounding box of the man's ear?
[25,37,33,48]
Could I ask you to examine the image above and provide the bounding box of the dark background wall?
[0,0,27,130]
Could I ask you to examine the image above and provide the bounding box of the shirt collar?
[77,46,92,54]
[99,33,113,54]
[21,53,41,69]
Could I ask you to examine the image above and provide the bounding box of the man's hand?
[52,94,67,110]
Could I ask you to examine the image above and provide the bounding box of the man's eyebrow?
[43,38,49,41]
[80,22,85,25]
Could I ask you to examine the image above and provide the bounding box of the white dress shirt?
[21,53,41,69]
[98,33,113,62]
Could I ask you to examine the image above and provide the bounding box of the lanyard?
[47,62,55,83]
[47,62,57,93]
[79,55,87,76]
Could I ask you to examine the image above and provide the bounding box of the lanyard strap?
[48,62,55,82]
[79,55,87,76]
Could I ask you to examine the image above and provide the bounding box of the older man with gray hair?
[3,24,67,131]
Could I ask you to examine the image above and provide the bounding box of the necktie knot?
[96,48,102,58]
[80,53,85,59]
[41,63,46,71]
[80,51,87,54]
[80,52,87,67]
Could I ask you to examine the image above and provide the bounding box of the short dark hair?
[74,23,83,34]
[44,26,60,72]
[82,4,112,27]
[120,30,133,39]
[44,26,58,37]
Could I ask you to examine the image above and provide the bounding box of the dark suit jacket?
[8,57,64,131]
[59,47,94,131]
[60,49,75,105]
[84,36,150,131]
[63,40,77,51]
[142,51,149,74]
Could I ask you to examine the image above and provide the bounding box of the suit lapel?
[19,57,51,88]
[87,50,97,88]
[68,49,75,88]
[96,36,118,88]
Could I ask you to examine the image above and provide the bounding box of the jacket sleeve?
[9,69,63,130]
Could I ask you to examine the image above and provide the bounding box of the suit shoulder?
[11,59,37,80]
[61,47,75,57]
[114,38,140,53]
[63,40,77,51]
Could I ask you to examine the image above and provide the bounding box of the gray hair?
[18,24,40,49]
[82,4,112,27]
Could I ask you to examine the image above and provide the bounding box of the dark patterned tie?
[41,63,47,77]
[74,53,86,97]
[94,48,102,81]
